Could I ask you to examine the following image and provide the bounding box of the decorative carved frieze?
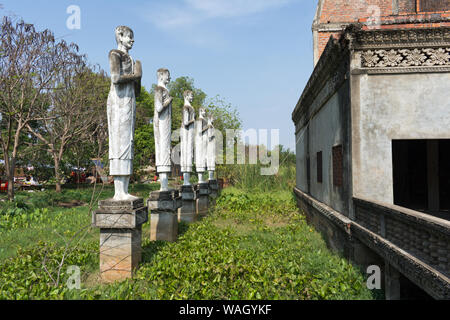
[353,27,450,49]
[361,47,450,68]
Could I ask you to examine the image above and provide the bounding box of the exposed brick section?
[314,0,450,62]
[319,0,394,24]
[318,32,341,62]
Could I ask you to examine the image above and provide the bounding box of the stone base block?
[208,179,219,199]
[196,183,210,217]
[178,200,197,223]
[94,198,147,283]
[178,185,197,223]
[148,190,181,242]
[99,227,142,282]
[150,212,178,241]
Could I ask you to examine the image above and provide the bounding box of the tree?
[0,17,80,200]
[26,66,109,192]
[134,86,155,169]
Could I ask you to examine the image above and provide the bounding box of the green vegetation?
[0,185,374,300]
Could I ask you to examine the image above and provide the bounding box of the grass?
[0,185,375,300]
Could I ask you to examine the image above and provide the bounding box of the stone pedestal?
[93,198,148,283]
[208,179,219,206]
[148,190,181,242]
[195,183,210,218]
[178,185,197,223]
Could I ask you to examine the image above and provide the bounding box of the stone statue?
[154,68,173,191]
[107,26,142,201]
[180,90,195,186]
[206,114,216,180]
[195,107,208,183]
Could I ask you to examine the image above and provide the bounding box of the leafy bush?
[0,186,375,300]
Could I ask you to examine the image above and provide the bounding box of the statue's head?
[115,26,134,50]
[157,68,171,86]
[208,114,215,125]
[199,107,206,119]
[183,90,194,103]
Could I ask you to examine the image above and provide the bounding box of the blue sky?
[1,0,317,151]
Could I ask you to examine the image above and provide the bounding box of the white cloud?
[142,0,294,30]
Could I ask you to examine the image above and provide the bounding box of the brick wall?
[313,0,450,63]
[319,0,394,24]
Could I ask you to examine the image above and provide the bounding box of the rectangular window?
[418,0,449,12]
[317,151,323,183]
[332,145,343,187]
[306,156,311,187]
[392,139,450,218]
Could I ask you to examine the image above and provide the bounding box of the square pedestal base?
[94,198,147,283]
[99,227,142,282]
[178,185,197,223]
[196,183,210,217]
[148,190,181,242]
[150,212,178,241]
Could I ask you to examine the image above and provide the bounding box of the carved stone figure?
[206,114,216,180]
[154,68,173,191]
[180,90,195,185]
[107,26,142,201]
[195,108,208,183]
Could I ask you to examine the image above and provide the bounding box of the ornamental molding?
[350,27,450,50]
[292,26,450,124]
[361,47,450,68]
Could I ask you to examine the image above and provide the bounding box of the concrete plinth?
[148,190,181,242]
[208,179,219,205]
[178,185,197,223]
[93,198,148,283]
[196,183,210,218]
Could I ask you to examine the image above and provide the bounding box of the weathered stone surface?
[108,26,142,201]
[94,198,147,283]
[148,190,181,212]
[178,185,196,223]
[148,190,181,241]
[150,212,178,242]
[94,207,148,229]
[99,227,142,283]
[180,185,196,200]
[98,198,144,210]
[195,183,210,217]
[208,179,219,199]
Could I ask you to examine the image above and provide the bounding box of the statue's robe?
[207,123,216,172]
[180,104,195,173]
[107,49,137,176]
[195,117,208,173]
[154,86,172,173]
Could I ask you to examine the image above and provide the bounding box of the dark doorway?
[392,140,449,219]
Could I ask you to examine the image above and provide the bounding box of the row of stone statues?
[107,25,216,200]
[94,26,220,282]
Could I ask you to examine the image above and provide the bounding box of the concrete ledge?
[293,187,450,300]
[94,207,148,229]
[352,222,450,300]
